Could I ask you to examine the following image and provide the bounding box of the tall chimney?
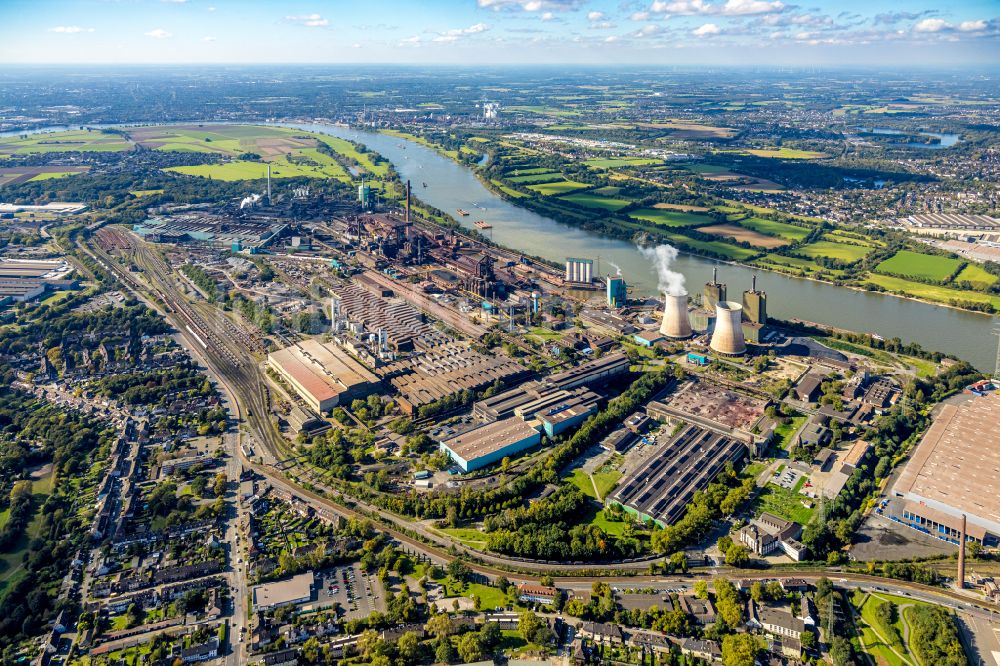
[751,273,757,292]
[266,164,272,204]
[957,514,967,589]
[405,180,411,223]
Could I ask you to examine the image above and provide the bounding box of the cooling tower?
[710,301,746,355]
[659,292,692,339]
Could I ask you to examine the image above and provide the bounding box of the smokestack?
[957,514,967,589]
[751,273,757,292]
[405,180,411,224]
[713,267,718,285]
[660,292,692,339]
[710,301,746,355]
[267,164,272,204]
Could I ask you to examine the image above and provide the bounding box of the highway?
[79,230,1000,644]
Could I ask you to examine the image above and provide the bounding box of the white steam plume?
[606,261,623,276]
[639,244,686,297]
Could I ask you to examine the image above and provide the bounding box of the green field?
[583,157,660,168]
[28,171,81,182]
[129,189,165,197]
[954,263,998,287]
[315,135,388,176]
[875,250,963,281]
[527,180,590,195]
[566,469,598,499]
[665,234,759,260]
[628,208,711,228]
[558,192,632,211]
[773,416,806,450]
[439,527,489,549]
[753,483,814,526]
[504,166,555,176]
[0,130,132,156]
[792,240,873,262]
[738,217,813,241]
[590,508,629,537]
[591,469,622,498]
[491,180,527,198]
[741,148,828,159]
[867,273,1000,309]
[507,172,562,184]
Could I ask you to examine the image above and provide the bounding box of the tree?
[765,580,784,601]
[540,574,554,587]
[519,611,552,645]
[829,636,856,666]
[458,633,484,663]
[357,629,380,659]
[398,631,421,664]
[302,637,321,663]
[694,580,709,599]
[721,633,759,666]
[749,582,764,603]
[725,544,750,567]
[481,622,501,648]
[425,613,454,640]
[800,630,817,650]
[213,472,227,497]
[447,558,470,583]
[435,640,456,665]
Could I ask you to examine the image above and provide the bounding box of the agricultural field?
[491,180,527,198]
[0,130,131,156]
[663,233,759,260]
[507,172,562,184]
[652,202,710,212]
[696,224,788,249]
[792,240,873,262]
[954,263,998,287]
[866,274,1000,309]
[874,250,963,281]
[583,157,660,169]
[638,120,737,139]
[558,192,632,211]
[504,166,556,176]
[628,208,711,228]
[0,165,89,186]
[737,217,813,242]
[737,148,828,159]
[526,180,590,195]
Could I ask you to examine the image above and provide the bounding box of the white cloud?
[162,0,187,3]
[399,35,422,45]
[692,22,720,35]
[477,0,581,11]
[635,24,661,36]
[207,6,216,11]
[541,11,555,20]
[587,10,605,21]
[590,21,614,29]
[49,26,95,33]
[720,0,783,15]
[285,14,329,27]
[144,28,173,38]
[650,0,709,15]
[914,18,949,32]
[352,42,362,48]
[630,11,650,20]
[650,0,782,16]
[604,35,620,42]
[957,19,986,32]
[433,23,491,42]
[201,35,215,42]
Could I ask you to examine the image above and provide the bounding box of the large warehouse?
[612,424,747,527]
[439,418,542,473]
[266,339,380,413]
[891,392,1000,546]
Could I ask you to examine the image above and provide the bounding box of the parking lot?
[314,563,385,620]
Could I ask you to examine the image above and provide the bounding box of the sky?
[0,0,997,67]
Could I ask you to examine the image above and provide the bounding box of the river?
[3,121,995,370]
[289,122,995,371]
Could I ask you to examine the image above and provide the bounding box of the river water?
[289,123,995,371]
[2,121,994,370]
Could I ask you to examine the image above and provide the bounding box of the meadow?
[0,130,131,156]
[558,192,633,211]
[866,274,1000,309]
[526,180,590,195]
[737,216,813,241]
[874,250,963,281]
[792,240,873,262]
[954,263,998,287]
[628,207,710,228]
